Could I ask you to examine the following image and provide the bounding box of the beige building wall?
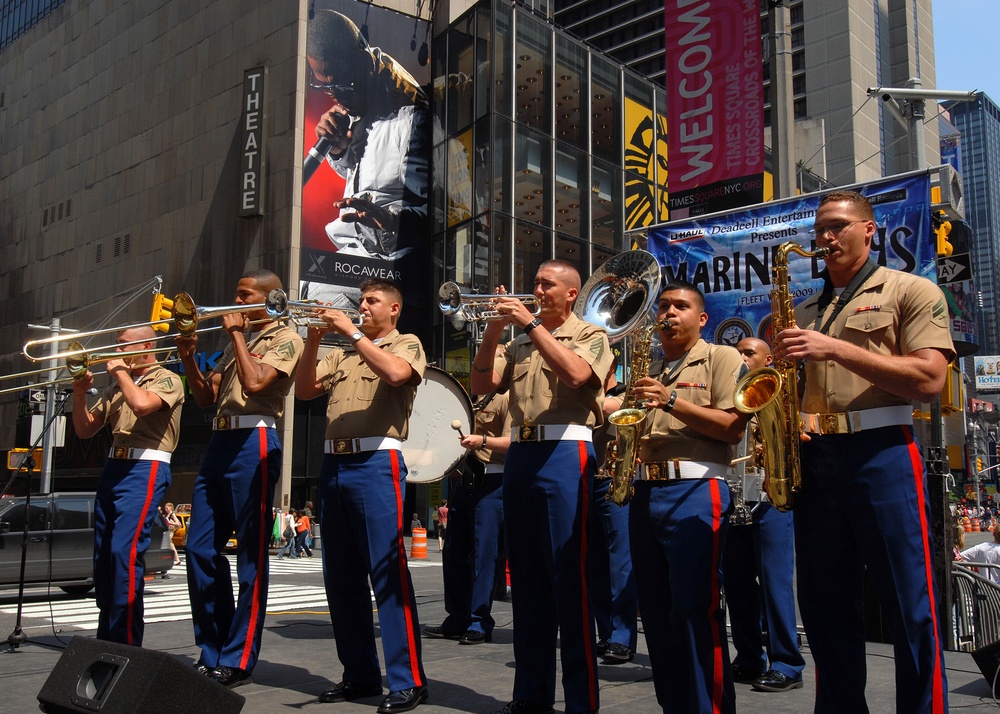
[803,0,940,187]
[0,0,308,497]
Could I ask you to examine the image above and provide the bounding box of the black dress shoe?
[192,661,211,676]
[208,666,253,688]
[422,624,463,640]
[376,686,428,713]
[602,642,634,663]
[459,629,492,645]
[493,701,556,714]
[752,669,803,692]
[319,680,384,703]
[731,663,765,683]
[595,639,609,657]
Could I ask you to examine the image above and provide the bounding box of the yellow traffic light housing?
[150,293,174,333]
[977,457,984,473]
[935,214,953,257]
[7,448,42,472]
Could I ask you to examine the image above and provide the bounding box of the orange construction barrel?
[410,527,427,559]
[963,517,972,533]
[972,518,981,532]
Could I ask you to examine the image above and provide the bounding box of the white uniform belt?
[213,415,276,431]
[324,437,403,455]
[485,463,505,475]
[109,447,171,463]
[510,424,593,443]
[800,405,913,435]
[641,461,727,481]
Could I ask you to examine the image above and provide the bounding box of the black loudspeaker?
[37,636,245,713]
[973,639,1000,695]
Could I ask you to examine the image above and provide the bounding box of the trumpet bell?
[574,250,661,343]
[438,282,462,316]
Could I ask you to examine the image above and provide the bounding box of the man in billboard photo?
[305,8,430,263]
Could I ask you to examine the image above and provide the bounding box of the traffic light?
[977,457,984,473]
[935,213,953,257]
[150,293,174,333]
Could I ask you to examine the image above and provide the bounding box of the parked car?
[171,504,236,551]
[0,492,176,596]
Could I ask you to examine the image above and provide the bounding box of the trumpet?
[438,282,541,322]
[264,289,363,327]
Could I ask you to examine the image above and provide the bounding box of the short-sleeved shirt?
[472,392,511,467]
[315,330,427,440]
[498,312,613,428]
[91,363,185,452]
[795,266,956,413]
[639,339,745,466]
[212,322,303,419]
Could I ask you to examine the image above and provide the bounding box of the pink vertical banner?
[664,0,764,218]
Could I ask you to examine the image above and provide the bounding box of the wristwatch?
[349,331,364,344]
[523,318,542,335]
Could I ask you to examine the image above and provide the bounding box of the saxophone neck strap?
[815,259,879,335]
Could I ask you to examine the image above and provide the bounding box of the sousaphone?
[574,249,661,342]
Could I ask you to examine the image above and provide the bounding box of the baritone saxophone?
[733,241,829,512]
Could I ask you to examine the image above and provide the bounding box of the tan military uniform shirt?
[212,322,303,418]
[471,392,511,467]
[795,266,956,413]
[639,339,744,466]
[498,312,613,428]
[92,363,184,451]
[316,330,426,440]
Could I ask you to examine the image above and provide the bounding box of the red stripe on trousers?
[391,449,424,686]
[905,430,946,714]
[576,441,598,711]
[239,427,270,670]
[707,478,725,714]
[127,460,160,646]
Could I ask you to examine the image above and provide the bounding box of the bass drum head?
[403,366,473,484]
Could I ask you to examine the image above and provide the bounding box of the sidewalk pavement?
[2,539,999,712]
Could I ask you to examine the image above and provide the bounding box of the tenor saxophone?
[733,241,828,511]
[605,320,666,506]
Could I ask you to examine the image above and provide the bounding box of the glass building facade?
[431,0,668,375]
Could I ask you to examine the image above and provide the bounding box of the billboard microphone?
[303,135,334,185]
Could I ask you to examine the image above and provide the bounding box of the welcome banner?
[647,172,935,346]
[664,0,764,218]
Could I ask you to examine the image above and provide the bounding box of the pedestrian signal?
[7,448,42,472]
[150,293,174,333]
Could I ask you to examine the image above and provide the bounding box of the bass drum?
[403,366,474,484]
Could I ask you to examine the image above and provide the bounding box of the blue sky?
[933,0,999,101]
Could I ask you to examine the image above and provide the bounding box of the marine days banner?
[664,0,764,218]
[647,173,935,347]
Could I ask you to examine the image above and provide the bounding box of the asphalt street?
[1,536,998,713]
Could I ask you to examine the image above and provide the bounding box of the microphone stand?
[4,390,72,653]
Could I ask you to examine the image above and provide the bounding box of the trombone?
[22,294,271,362]
[438,282,541,322]
[264,289,363,327]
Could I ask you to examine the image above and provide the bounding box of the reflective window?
[476,5,492,122]
[1,500,50,532]
[592,159,622,251]
[591,57,621,164]
[474,117,492,220]
[446,18,476,136]
[554,146,586,239]
[514,126,550,228]
[555,36,587,150]
[492,213,513,290]
[446,128,476,228]
[514,13,551,132]
[555,236,588,277]
[493,0,513,118]
[513,220,550,293]
[493,117,512,214]
[55,499,91,530]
